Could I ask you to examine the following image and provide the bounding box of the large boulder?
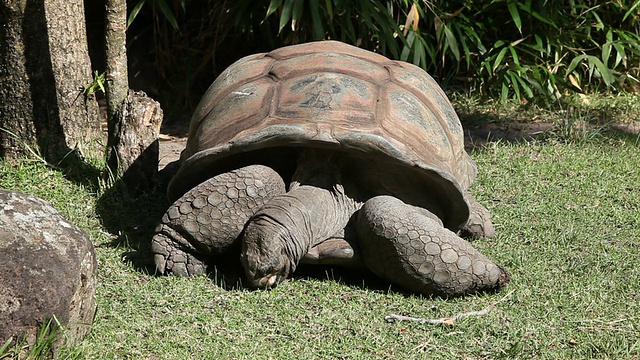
[0,190,97,354]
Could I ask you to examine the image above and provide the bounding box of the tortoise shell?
[168,41,477,230]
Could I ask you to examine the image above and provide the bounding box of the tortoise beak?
[243,266,285,289]
[241,251,290,288]
[252,274,279,288]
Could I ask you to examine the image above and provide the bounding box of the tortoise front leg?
[356,195,509,297]
[152,165,285,276]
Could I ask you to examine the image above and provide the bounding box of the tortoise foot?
[357,195,509,297]
[461,194,495,239]
[151,229,207,276]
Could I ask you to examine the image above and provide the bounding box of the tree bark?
[0,0,102,161]
[104,0,128,122]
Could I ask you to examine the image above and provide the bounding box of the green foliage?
[222,0,640,101]
[124,1,640,116]
[0,316,84,360]
[127,0,185,30]
[225,0,407,58]
[83,71,106,96]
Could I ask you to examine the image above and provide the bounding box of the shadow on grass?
[458,104,640,152]
[292,264,403,294]
[94,166,175,275]
[201,258,413,296]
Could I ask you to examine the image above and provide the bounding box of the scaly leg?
[357,195,509,297]
[461,193,495,239]
[152,164,285,276]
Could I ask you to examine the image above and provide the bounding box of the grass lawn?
[1,95,639,359]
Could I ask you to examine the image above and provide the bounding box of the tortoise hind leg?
[152,164,285,276]
[460,193,495,239]
[356,195,509,297]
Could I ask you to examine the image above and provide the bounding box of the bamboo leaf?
[510,37,525,47]
[601,29,613,67]
[493,47,509,72]
[127,0,146,29]
[404,3,419,36]
[413,36,424,66]
[482,60,492,76]
[586,56,596,80]
[401,31,415,62]
[265,0,282,18]
[567,54,587,74]
[509,46,519,66]
[464,26,486,54]
[278,0,294,34]
[532,34,544,53]
[501,81,509,101]
[530,10,556,27]
[623,0,640,21]
[309,0,324,40]
[155,0,179,30]
[419,37,428,68]
[507,2,522,34]
[291,0,304,31]
[528,67,545,93]
[325,0,333,19]
[613,43,626,68]
[456,25,472,68]
[443,25,460,61]
[518,76,534,98]
[452,6,465,17]
[602,43,611,68]
[590,56,614,86]
[568,73,582,91]
[508,71,521,99]
[591,12,604,31]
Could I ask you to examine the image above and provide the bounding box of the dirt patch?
[611,120,640,135]
[158,135,186,169]
[463,121,553,151]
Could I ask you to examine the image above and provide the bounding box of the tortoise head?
[240,216,298,288]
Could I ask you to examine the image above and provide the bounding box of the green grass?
[1,96,639,359]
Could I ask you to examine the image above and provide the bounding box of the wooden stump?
[106,90,164,190]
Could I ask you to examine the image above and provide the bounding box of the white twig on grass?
[385,290,515,325]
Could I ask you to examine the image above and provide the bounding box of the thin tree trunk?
[104,0,164,188]
[104,0,128,121]
[0,0,102,161]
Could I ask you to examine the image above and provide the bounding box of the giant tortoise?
[151,40,509,297]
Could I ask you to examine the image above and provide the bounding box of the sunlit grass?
[1,95,639,359]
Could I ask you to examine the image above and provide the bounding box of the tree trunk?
[0,0,102,162]
[104,0,128,122]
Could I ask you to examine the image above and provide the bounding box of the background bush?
[121,0,640,120]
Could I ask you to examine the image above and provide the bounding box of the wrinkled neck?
[243,149,363,281]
